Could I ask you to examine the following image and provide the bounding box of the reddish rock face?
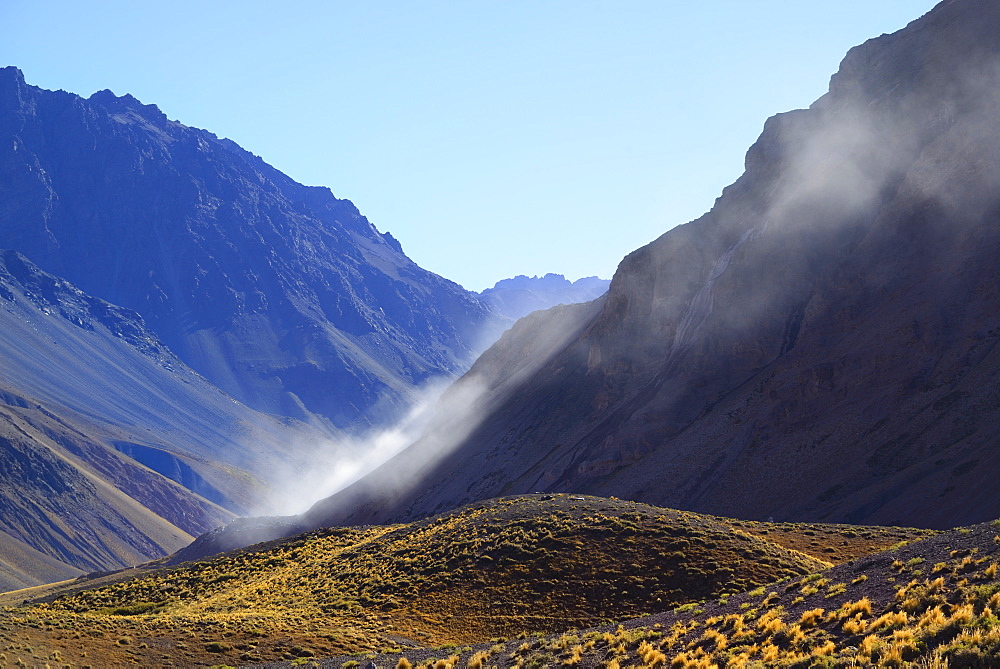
[307,0,1000,530]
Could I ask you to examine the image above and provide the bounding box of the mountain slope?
[0,526,83,593]
[0,407,199,592]
[307,0,1000,530]
[0,249,327,513]
[0,67,498,428]
[0,250,336,590]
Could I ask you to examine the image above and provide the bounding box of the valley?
[4,0,1000,666]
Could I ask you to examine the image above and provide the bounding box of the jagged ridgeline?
[0,66,500,429]
[478,273,610,322]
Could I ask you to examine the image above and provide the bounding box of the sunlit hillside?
[0,494,932,667]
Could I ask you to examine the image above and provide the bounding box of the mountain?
[0,250,327,591]
[304,0,1000,531]
[0,67,498,429]
[478,273,610,321]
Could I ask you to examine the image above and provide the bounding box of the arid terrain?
[0,494,940,667]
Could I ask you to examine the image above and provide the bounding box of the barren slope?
[0,251,334,589]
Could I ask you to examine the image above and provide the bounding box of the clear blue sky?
[3,1,938,291]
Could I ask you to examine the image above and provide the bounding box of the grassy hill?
[0,494,933,667]
[348,520,999,669]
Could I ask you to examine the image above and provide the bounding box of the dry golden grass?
[722,519,933,564]
[1,495,984,668]
[332,521,1000,668]
[0,494,836,666]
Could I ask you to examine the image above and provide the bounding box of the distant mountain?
[0,250,325,591]
[478,274,609,322]
[303,0,1000,531]
[0,67,499,429]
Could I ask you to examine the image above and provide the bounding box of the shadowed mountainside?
[0,67,499,429]
[305,0,1000,531]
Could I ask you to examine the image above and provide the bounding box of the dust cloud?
[256,377,464,516]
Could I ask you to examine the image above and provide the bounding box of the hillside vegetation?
[0,495,930,667]
[329,520,1000,668]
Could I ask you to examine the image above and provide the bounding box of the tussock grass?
[1,494,835,666]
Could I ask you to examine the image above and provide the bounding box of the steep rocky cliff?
[0,70,498,428]
[306,0,1000,530]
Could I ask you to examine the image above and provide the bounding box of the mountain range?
[0,67,620,589]
[0,66,513,588]
[478,273,609,322]
[4,0,1000,607]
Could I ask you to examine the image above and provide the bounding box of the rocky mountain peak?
[0,65,26,88]
[87,88,170,126]
[479,273,610,322]
[0,73,500,428]
[0,66,32,113]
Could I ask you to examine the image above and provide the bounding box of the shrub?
[843,615,867,635]
[868,610,909,631]
[798,608,825,628]
[460,651,490,669]
[812,640,836,656]
[840,597,873,617]
[825,583,847,598]
[638,640,667,666]
[699,629,728,651]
